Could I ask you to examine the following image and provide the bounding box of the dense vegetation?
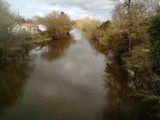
[0,0,16,62]
[33,12,72,39]
[149,8,160,70]
[90,0,160,106]
[0,0,37,63]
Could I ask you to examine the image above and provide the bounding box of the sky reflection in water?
[0,28,106,120]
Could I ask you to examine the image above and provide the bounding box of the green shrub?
[99,36,109,46]
[149,10,160,68]
[109,31,129,55]
[123,46,152,75]
[99,20,111,30]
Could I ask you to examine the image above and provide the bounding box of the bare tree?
[0,0,15,62]
[111,0,156,51]
[33,11,72,39]
[0,0,29,63]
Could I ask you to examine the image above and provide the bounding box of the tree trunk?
[128,0,132,52]
[129,36,132,51]
[2,43,5,63]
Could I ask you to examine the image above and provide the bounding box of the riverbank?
[0,33,52,64]
[87,3,160,106]
[87,33,160,119]
[75,14,160,113]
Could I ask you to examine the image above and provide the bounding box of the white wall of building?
[12,24,38,34]
[37,24,47,32]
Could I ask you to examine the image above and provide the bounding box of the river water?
[0,28,158,120]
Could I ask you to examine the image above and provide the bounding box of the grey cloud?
[7,0,116,20]
[31,0,115,20]
[46,0,114,11]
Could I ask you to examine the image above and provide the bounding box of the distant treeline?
[75,17,101,32]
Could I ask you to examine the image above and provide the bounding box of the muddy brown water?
[0,28,159,120]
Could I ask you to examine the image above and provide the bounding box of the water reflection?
[0,28,106,120]
[0,60,33,115]
[80,32,107,55]
[1,28,158,120]
[42,37,74,61]
[103,58,158,120]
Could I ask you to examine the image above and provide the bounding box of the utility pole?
[18,11,19,17]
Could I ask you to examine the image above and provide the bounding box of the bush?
[123,46,154,79]
[109,31,129,55]
[99,36,109,46]
[149,10,160,69]
[98,20,111,30]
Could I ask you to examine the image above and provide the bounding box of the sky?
[6,0,116,21]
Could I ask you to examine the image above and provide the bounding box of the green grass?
[99,36,109,46]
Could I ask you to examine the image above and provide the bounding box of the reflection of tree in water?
[42,37,74,61]
[0,61,33,114]
[103,58,158,120]
[81,32,107,54]
[88,38,107,54]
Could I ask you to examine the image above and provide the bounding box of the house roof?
[20,23,37,28]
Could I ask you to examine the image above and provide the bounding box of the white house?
[37,24,47,32]
[12,23,39,34]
